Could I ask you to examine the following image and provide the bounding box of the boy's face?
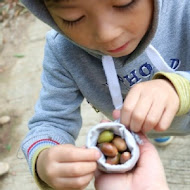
[45,0,154,57]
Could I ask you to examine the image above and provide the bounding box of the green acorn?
[97,130,114,143]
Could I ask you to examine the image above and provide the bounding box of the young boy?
[21,0,190,189]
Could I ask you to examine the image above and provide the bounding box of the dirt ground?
[0,12,190,190]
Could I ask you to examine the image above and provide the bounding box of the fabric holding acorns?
[86,122,140,173]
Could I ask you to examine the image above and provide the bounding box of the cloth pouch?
[86,122,140,173]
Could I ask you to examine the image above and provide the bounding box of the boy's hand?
[118,79,179,133]
[36,144,100,190]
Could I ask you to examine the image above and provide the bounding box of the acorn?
[120,152,131,164]
[106,153,121,165]
[112,137,127,152]
[97,130,114,143]
[98,142,118,157]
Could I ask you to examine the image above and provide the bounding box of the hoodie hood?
[21,0,162,61]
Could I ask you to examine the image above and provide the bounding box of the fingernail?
[96,151,101,159]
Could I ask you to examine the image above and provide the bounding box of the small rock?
[0,115,11,125]
[0,162,10,176]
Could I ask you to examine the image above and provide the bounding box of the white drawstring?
[102,56,123,110]
[145,44,175,73]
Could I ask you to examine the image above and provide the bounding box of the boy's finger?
[112,109,120,120]
[130,96,152,132]
[55,145,101,162]
[154,107,175,132]
[120,90,140,127]
[56,173,94,189]
[57,162,97,177]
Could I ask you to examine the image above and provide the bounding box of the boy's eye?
[113,0,136,10]
[62,16,84,27]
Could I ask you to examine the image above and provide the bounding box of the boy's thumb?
[112,109,120,120]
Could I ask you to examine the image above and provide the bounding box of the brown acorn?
[120,152,131,164]
[98,142,118,157]
[106,153,121,165]
[112,137,127,152]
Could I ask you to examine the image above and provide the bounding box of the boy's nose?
[94,20,123,44]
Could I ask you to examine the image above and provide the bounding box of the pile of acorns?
[97,130,131,165]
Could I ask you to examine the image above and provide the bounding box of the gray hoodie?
[21,0,190,180]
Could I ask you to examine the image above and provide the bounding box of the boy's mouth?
[107,41,129,53]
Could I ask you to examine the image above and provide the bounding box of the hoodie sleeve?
[153,72,190,116]
[21,32,84,189]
